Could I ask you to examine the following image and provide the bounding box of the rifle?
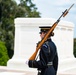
[29,4,74,60]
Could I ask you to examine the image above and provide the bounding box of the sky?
[16,0,76,38]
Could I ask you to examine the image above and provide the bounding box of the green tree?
[18,0,41,17]
[0,0,16,58]
[0,41,9,66]
[74,38,76,57]
[0,0,41,59]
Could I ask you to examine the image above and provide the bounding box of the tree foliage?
[0,0,41,59]
[0,41,9,66]
[74,38,76,57]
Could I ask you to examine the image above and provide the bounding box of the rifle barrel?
[68,4,74,11]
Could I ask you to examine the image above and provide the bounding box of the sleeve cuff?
[28,60,34,68]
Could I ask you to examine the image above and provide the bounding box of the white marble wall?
[7,18,76,73]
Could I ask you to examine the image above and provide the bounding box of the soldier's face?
[40,32,46,39]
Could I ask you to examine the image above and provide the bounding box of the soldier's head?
[39,26,54,39]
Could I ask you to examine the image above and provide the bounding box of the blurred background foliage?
[0,41,9,66]
[74,38,76,57]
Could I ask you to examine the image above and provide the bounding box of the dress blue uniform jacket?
[28,39,58,75]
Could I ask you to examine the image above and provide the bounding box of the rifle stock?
[29,4,74,60]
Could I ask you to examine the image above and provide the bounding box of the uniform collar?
[47,38,51,41]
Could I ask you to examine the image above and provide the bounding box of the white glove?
[25,60,29,65]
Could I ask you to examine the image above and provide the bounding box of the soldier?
[26,26,58,75]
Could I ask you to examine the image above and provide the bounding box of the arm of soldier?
[53,52,58,74]
[28,44,48,69]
